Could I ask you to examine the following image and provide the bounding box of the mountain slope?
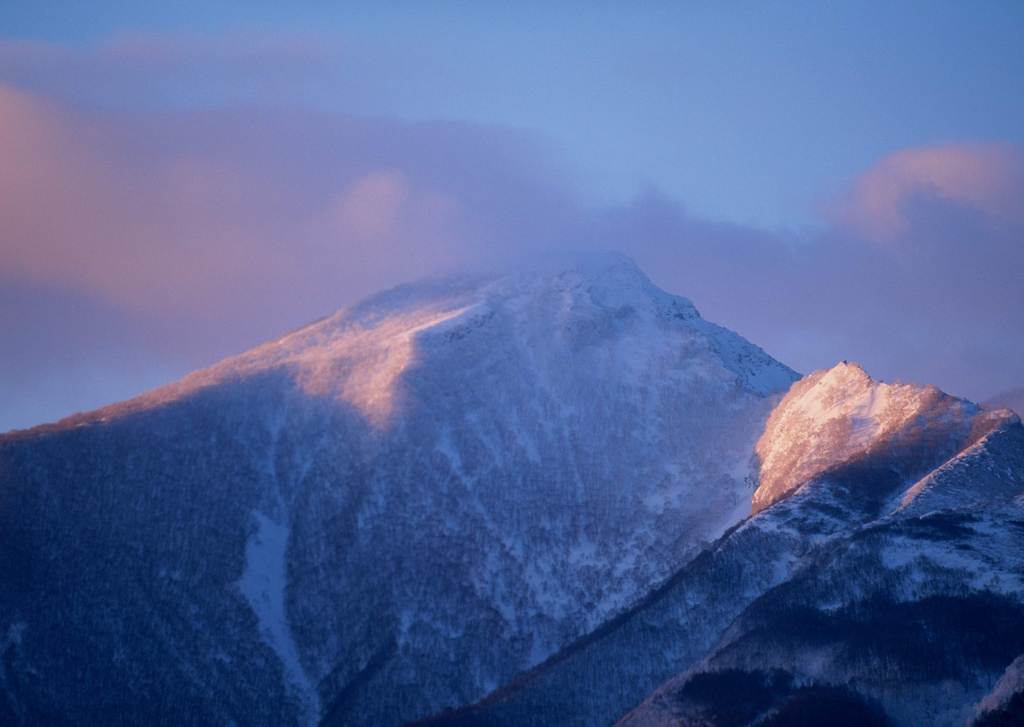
[425,363,1024,727]
[0,252,796,726]
[621,420,1024,726]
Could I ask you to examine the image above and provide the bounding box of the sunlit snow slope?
[753,361,984,513]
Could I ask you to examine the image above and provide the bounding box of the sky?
[1,1,1023,431]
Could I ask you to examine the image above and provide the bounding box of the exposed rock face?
[0,253,797,726]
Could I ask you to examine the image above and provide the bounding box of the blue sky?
[5,1,1023,227]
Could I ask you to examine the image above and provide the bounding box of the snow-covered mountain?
[426,363,1024,726]
[6,252,1022,727]
[0,252,797,726]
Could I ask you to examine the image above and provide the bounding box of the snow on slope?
[753,361,980,513]
[238,510,319,724]
[39,251,791,434]
[897,408,1023,516]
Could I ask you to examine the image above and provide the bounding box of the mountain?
[0,252,797,726]
[425,363,1024,726]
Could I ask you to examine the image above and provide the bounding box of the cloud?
[0,83,566,321]
[800,143,1024,397]
[1,79,1022,431]
[581,143,1024,404]
[833,142,1024,240]
[315,170,465,278]
[0,81,582,429]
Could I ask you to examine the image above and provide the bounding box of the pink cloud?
[1,80,1022,431]
[0,83,566,333]
[316,170,464,278]
[834,142,1024,239]
[0,85,122,291]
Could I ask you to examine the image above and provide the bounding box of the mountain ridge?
[416,364,1024,727]
[4,251,789,439]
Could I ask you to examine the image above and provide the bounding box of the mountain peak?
[482,249,696,321]
[21,253,793,436]
[752,361,980,513]
[819,359,871,383]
